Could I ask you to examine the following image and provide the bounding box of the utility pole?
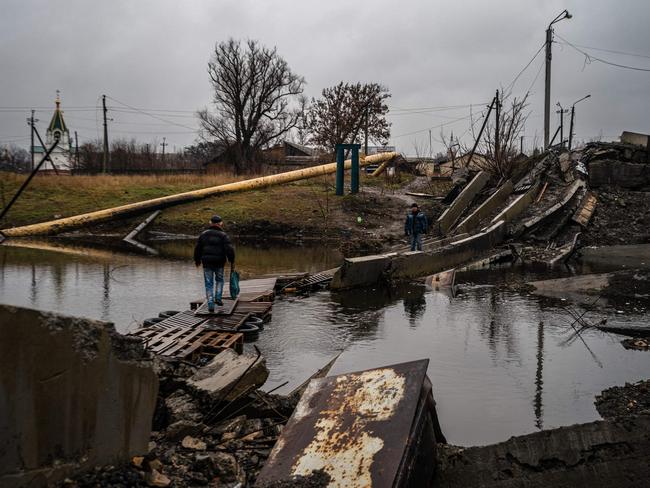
[74,131,79,171]
[364,107,369,156]
[568,94,591,150]
[428,129,432,158]
[160,137,167,163]
[27,110,38,171]
[494,90,501,163]
[102,94,109,173]
[556,103,568,148]
[544,10,572,150]
[520,135,524,154]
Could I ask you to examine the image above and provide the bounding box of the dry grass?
[1,171,243,191]
[0,168,401,234]
[0,170,246,228]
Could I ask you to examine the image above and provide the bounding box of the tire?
[158,310,181,319]
[245,316,264,330]
[143,317,164,327]
[237,322,260,341]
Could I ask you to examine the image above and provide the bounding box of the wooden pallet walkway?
[151,310,208,330]
[130,325,243,360]
[194,298,238,316]
[190,277,277,309]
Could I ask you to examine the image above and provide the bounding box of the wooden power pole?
[102,94,109,173]
[75,131,79,171]
[160,137,167,163]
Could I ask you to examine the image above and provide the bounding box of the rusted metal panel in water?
[256,359,444,487]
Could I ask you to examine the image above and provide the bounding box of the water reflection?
[0,240,342,333]
[534,321,544,430]
[1,241,649,447]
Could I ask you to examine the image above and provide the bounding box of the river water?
[1,239,648,446]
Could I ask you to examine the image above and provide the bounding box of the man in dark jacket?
[404,203,428,251]
[194,215,235,311]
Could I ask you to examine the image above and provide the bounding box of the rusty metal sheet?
[256,359,430,488]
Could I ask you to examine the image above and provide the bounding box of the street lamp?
[569,94,591,150]
[544,9,572,150]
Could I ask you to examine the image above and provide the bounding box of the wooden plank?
[194,298,239,316]
[150,326,193,353]
[572,192,597,227]
[160,326,208,357]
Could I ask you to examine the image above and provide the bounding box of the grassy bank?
[0,172,244,228]
[0,171,413,249]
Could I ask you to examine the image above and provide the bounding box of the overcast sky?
[1,0,649,155]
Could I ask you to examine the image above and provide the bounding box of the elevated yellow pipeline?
[1,152,398,237]
[370,158,391,176]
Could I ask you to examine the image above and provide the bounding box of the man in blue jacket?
[194,215,235,312]
[405,203,428,251]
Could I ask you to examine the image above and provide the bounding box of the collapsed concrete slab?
[437,171,490,234]
[435,416,650,488]
[490,181,540,228]
[330,253,394,289]
[589,160,650,188]
[188,348,269,403]
[331,222,507,289]
[455,180,513,234]
[0,304,158,488]
[578,244,650,269]
[514,179,585,237]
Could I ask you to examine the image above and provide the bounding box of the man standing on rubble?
[405,203,428,251]
[194,215,235,312]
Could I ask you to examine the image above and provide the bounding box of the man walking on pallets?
[405,202,428,251]
[194,215,235,312]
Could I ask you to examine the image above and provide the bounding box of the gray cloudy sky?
[1,0,649,155]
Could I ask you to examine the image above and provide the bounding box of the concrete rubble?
[0,304,158,488]
[56,337,298,487]
[333,137,650,288]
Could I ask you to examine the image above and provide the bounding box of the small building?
[33,93,74,173]
[262,140,328,166]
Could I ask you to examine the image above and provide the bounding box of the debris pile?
[595,379,650,419]
[60,353,299,488]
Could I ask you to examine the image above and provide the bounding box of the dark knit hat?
[210,215,223,224]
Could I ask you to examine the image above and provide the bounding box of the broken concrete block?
[145,469,171,487]
[165,420,206,441]
[181,435,207,451]
[194,452,244,484]
[165,390,203,423]
[434,416,650,487]
[330,253,393,289]
[188,349,269,403]
[0,305,158,488]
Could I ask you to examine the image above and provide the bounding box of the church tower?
[41,91,73,172]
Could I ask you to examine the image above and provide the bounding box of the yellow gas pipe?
[1,152,398,237]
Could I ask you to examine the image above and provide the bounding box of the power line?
[526,56,546,94]
[556,34,650,72]
[104,96,198,131]
[504,42,546,93]
[391,113,474,139]
[556,38,650,60]
[389,102,488,113]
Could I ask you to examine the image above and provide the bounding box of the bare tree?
[307,82,391,151]
[478,93,529,179]
[449,93,530,180]
[197,39,305,173]
[294,95,311,146]
[0,144,30,172]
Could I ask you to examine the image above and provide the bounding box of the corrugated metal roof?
[256,359,430,487]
